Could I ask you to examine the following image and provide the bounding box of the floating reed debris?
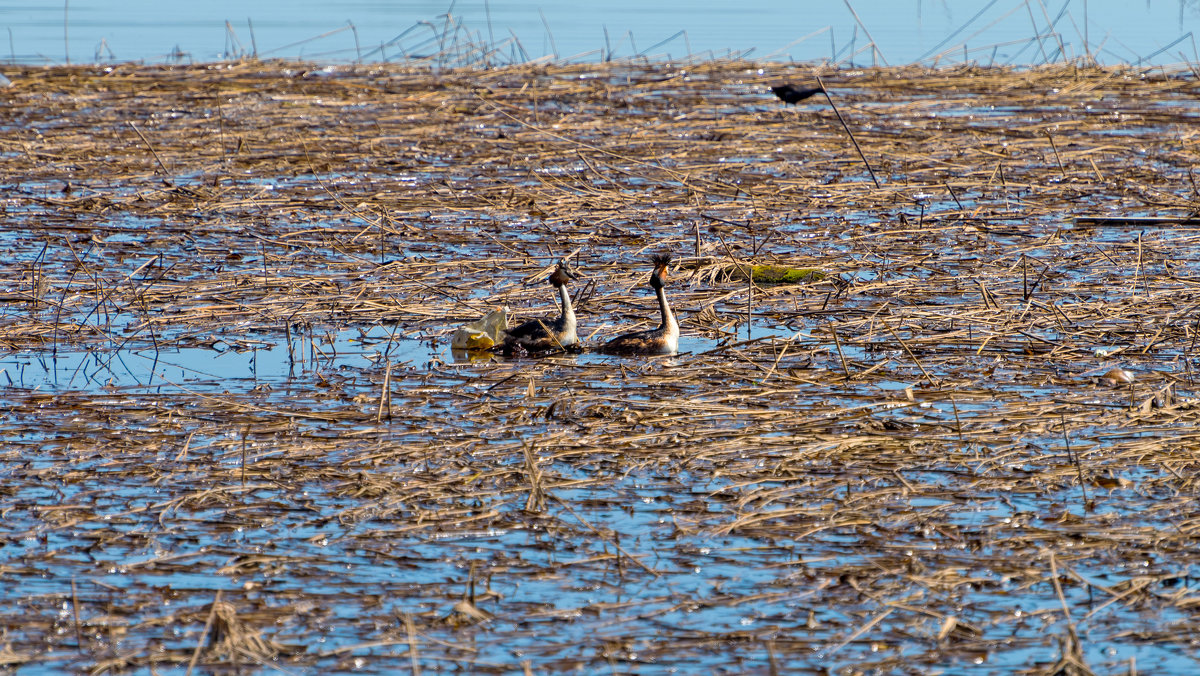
[0,59,1199,675]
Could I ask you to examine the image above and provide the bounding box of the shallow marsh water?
[1,60,1200,674]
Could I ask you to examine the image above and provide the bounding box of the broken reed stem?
[71,577,83,653]
[240,430,248,487]
[998,162,1010,211]
[30,240,48,312]
[127,121,171,177]
[816,74,881,189]
[1062,414,1089,508]
[308,323,316,366]
[1048,553,1094,674]
[550,494,659,577]
[174,430,195,462]
[827,606,894,655]
[1049,551,1077,632]
[1045,130,1067,178]
[747,267,753,339]
[186,590,223,676]
[716,231,754,337]
[1022,253,1029,299]
[949,396,968,454]
[977,280,993,310]
[842,0,888,66]
[377,358,393,421]
[284,321,295,366]
[467,560,477,604]
[760,337,791,382]
[522,443,544,512]
[215,90,227,164]
[1136,231,1149,298]
[882,318,937,386]
[260,242,270,290]
[404,613,420,676]
[945,182,965,211]
[828,321,851,380]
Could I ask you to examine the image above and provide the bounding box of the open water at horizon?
[1,0,1198,66]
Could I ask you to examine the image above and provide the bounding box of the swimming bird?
[601,254,679,355]
[770,84,823,104]
[500,260,579,354]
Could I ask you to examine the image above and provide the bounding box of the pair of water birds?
[500,254,678,356]
[497,85,820,356]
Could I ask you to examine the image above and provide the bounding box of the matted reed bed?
[2,59,1200,674]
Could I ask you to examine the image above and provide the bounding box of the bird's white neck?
[656,285,678,352]
[558,283,576,332]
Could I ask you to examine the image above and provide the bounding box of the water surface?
[3,0,1198,65]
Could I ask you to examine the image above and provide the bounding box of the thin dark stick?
[377,359,393,422]
[349,21,361,63]
[215,92,227,164]
[815,75,881,188]
[1061,414,1089,508]
[949,396,968,455]
[1045,130,1067,177]
[240,430,248,487]
[746,264,753,340]
[260,242,270,290]
[945,183,965,211]
[71,577,83,652]
[1137,230,1149,297]
[829,321,851,380]
[127,121,171,177]
[285,320,295,366]
[999,162,1010,211]
[1022,253,1029,299]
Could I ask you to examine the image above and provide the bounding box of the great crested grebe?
[500,260,579,354]
[601,254,679,355]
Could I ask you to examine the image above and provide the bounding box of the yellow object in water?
[451,308,509,350]
[725,264,825,284]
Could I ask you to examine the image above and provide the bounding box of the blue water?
[2,0,1197,65]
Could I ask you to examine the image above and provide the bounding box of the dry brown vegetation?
[1,58,1200,674]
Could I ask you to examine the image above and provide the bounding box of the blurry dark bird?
[770,84,823,104]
